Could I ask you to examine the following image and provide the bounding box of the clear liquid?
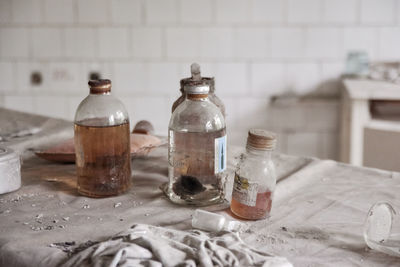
[166,128,226,206]
[74,122,131,197]
[231,191,272,220]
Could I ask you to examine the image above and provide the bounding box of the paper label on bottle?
[232,173,258,207]
[214,135,227,174]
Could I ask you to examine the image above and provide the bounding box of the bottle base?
[160,182,226,207]
[77,184,131,198]
[230,197,271,220]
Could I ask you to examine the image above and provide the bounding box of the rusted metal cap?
[89,79,111,94]
[179,63,216,92]
[184,84,210,95]
[247,129,276,150]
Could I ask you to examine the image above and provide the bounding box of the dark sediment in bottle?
[167,128,226,205]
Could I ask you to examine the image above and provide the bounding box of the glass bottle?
[74,79,131,197]
[172,63,225,117]
[165,83,227,206]
[230,129,277,220]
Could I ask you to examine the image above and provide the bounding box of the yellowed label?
[232,173,258,206]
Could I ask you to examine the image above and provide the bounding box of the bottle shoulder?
[169,99,225,132]
[75,94,129,126]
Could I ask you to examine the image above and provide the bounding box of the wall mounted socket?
[30,71,42,85]
[89,71,101,80]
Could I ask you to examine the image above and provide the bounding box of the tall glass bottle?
[74,79,131,197]
[230,129,277,220]
[165,83,227,206]
[172,63,225,117]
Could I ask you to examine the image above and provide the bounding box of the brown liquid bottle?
[230,129,277,220]
[74,79,131,197]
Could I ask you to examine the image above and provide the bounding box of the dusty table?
[0,109,399,266]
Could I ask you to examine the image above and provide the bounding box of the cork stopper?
[89,79,111,94]
[247,129,276,150]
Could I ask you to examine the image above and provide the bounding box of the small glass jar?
[230,129,277,220]
[74,79,131,197]
[172,63,225,117]
[164,83,227,206]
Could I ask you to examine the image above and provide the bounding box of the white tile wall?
[111,0,142,25]
[0,62,15,93]
[77,0,110,25]
[166,28,200,58]
[360,0,396,25]
[4,96,34,113]
[34,96,69,119]
[147,62,180,95]
[0,28,29,58]
[200,28,234,59]
[64,28,98,59]
[305,28,341,59]
[251,63,286,97]
[286,63,320,94]
[132,27,163,58]
[43,0,75,25]
[378,27,400,60]
[98,27,130,59]
[0,0,12,24]
[288,0,321,25]
[270,28,304,59]
[1,0,400,160]
[323,0,358,24]
[216,0,250,24]
[32,28,63,59]
[145,0,178,25]
[180,0,213,25]
[234,28,269,59]
[343,28,378,59]
[251,0,285,24]
[12,0,42,25]
[113,62,146,95]
[204,63,247,97]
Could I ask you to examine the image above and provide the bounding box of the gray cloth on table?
[60,224,292,267]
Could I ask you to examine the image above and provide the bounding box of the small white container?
[192,209,241,232]
[0,147,21,194]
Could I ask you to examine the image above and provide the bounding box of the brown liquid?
[74,122,131,197]
[231,191,272,220]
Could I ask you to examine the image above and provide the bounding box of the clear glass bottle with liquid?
[74,79,131,197]
[172,63,225,117]
[230,129,277,220]
[164,83,227,206]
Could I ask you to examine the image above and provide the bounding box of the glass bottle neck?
[246,146,273,158]
[90,92,111,96]
[186,94,209,101]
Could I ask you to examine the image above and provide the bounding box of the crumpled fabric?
[60,224,293,267]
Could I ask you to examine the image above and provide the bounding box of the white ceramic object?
[192,209,241,232]
[0,147,21,194]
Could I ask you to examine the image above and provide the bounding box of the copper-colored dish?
[35,121,163,163]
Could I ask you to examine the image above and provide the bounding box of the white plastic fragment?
[192,209,241,232]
